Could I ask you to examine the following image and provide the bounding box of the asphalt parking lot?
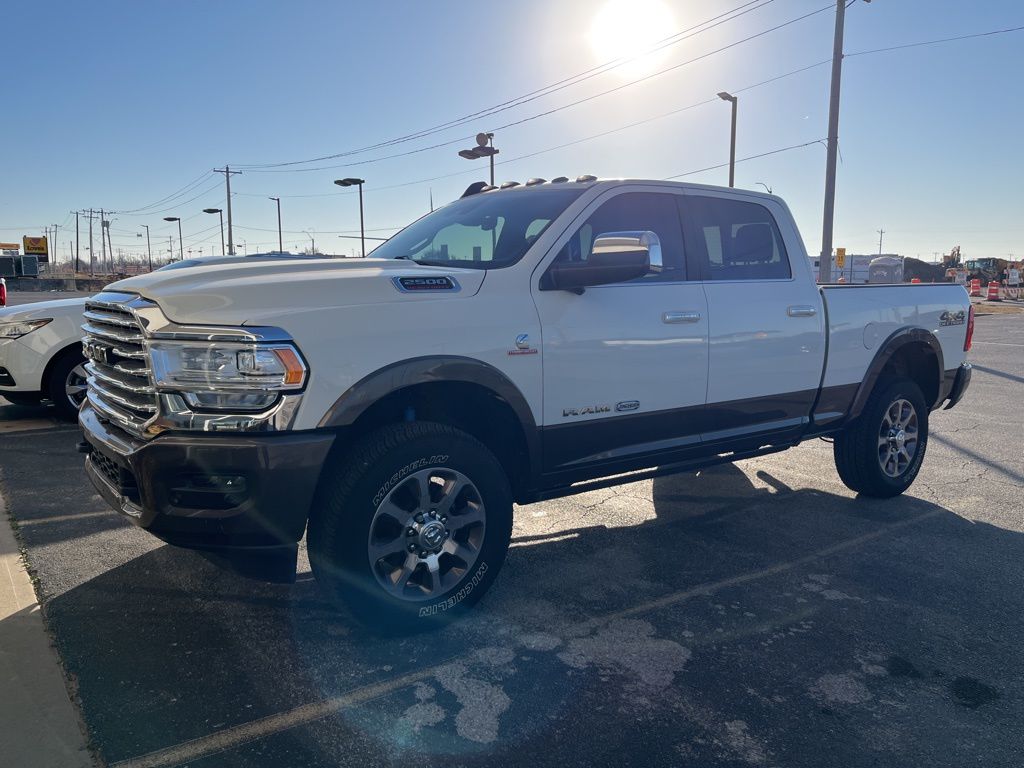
[1,311,1022,767]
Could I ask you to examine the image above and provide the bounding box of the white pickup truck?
[78,178,972,628]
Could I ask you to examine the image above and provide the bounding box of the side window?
[684,196,791,281]
[553,192,685,281]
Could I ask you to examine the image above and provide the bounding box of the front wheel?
[308,422,513,631]
[46,348,88,421]
[834,377,929,498]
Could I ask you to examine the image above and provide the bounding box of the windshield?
[372,187,585,269]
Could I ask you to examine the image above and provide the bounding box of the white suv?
[0,297,88,419]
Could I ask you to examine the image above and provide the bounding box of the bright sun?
[589,0,676,76]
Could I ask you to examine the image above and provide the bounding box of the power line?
[234,0,777,170]
[845,24,1024,58]
[664,139,826,180]
[111,171,215,214]
[244,3,836,175]
[114,178,224,218]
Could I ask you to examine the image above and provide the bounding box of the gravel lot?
[1,313,1021,767]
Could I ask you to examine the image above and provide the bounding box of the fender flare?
[849,327,945,419]
[317,355,541,481]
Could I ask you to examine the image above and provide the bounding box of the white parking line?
[111,508,940,768]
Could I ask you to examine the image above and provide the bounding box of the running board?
[528,442,796,503]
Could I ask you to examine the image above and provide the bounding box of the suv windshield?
[372,187,585,269]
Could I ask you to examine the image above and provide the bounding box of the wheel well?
[40,342,84,395]
[342,381,532,498]
[879,342,940,407]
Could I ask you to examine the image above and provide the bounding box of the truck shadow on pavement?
[10,461,1024,767]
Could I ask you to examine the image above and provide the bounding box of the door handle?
[662,311,702,324]
[787,305,817,318]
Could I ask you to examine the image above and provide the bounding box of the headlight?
[149,341,307,411]
[0,318,52,339]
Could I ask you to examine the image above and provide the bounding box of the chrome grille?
[82,298,158,437]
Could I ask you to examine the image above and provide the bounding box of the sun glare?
[589,0,675,76]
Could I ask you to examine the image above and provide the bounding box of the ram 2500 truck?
[78,178,972,628]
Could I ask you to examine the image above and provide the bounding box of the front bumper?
[0,337,46,393]
[941,363,972,410]
[80,402,336,551]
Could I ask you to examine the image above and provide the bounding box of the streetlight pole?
[141,224,152,271]
[269,197,283,254]
[163,217,183,261]
[718,92,738,188]
[333,179,366,257]
[304,231,315,254]
[203,208,225,255]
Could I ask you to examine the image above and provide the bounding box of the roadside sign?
[23,236,48,261]
[835,247,846,269]
[1008,268,1021,286]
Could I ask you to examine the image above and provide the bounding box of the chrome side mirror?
[541,230,656,293]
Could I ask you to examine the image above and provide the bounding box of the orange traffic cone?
[986,281,1002,301]
[969,278,982,297]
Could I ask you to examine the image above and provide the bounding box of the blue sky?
[4,1,1022,262]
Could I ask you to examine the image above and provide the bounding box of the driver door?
[531,189,709,483]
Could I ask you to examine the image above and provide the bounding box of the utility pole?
[141,224,152,271]
[50,224,60,274]
[877,228,885,255]
[818,0,849,284]
[213,166,241,255]
[73,211,80,273]
[86,209,96,277]
[104,218,114,272]
[99,209,108,273]
[269,197,283,253]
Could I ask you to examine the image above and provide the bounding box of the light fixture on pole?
[717,92,738,188]
[163,217,183,261]
[458,133,499,186]
[333,178,366,257]
[203,208,225,256]
[755,182,773,194]
[268,197,283,253]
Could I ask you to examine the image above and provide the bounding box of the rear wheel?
[834,377,928,497]
[308,421,513,631]
[46,348,88,421]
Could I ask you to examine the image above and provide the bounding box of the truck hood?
[107,258,486,325]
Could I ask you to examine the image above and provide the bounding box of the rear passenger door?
[681,193,825,440]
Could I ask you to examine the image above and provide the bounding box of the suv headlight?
[0,318,52,339]
[149,341,307,411]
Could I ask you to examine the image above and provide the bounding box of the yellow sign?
[835,247,846,269]
[23,236,48,256]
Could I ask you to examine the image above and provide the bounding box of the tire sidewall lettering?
[371,454,449,507]
[417,561,489,618]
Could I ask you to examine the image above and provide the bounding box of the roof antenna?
[429,187,434,212]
